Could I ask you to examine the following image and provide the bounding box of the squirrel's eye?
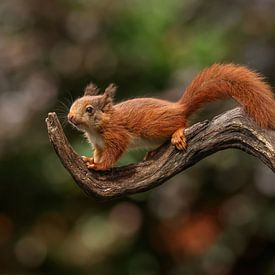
[86,106,93,113]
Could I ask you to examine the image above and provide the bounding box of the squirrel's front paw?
[82,156,94,163]
[82,156,94,168]
[87,163,97,170]
[86,162,108,171]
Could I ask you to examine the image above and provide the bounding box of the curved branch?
[46,108,275,200]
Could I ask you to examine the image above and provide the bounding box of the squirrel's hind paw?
[171,128,187,150]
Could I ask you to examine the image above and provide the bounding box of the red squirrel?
[67,64,275,171]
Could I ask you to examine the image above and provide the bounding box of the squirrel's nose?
[68,114,76,124]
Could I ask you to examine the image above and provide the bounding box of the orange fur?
[68,64,275,170]
[179,64,275,128]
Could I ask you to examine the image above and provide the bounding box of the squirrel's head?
[68,83,116,132]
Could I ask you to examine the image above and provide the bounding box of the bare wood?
[46,108,275,200]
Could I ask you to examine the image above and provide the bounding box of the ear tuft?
[104,83,117,99]
[100,83,117,112]
[84,83,100,96]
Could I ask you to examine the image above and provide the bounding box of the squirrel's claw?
[82,158,107,171]
[82,156,94,163]
[82,156,96,170]
[87,163,96,170]
[87,162,108,171]
[171,128,187,150]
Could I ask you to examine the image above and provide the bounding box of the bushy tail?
[179,64,275,128]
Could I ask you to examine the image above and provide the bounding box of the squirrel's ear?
[104,83,117,99]
[101,83,117,112]
[84,83,100,96]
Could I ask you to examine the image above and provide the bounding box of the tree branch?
[46,108,275,200]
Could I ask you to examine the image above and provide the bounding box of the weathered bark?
[46,108,275,200]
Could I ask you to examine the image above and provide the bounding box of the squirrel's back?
[179,64,275,128]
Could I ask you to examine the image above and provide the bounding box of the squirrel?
[67,63,275,171]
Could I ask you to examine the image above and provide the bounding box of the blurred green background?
[0,0,275,274]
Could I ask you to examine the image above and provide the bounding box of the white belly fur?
[128,135,167,151]
[85,131,105,149]
[85,131,167,152]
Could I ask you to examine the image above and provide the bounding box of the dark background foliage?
[0,0,275,274]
